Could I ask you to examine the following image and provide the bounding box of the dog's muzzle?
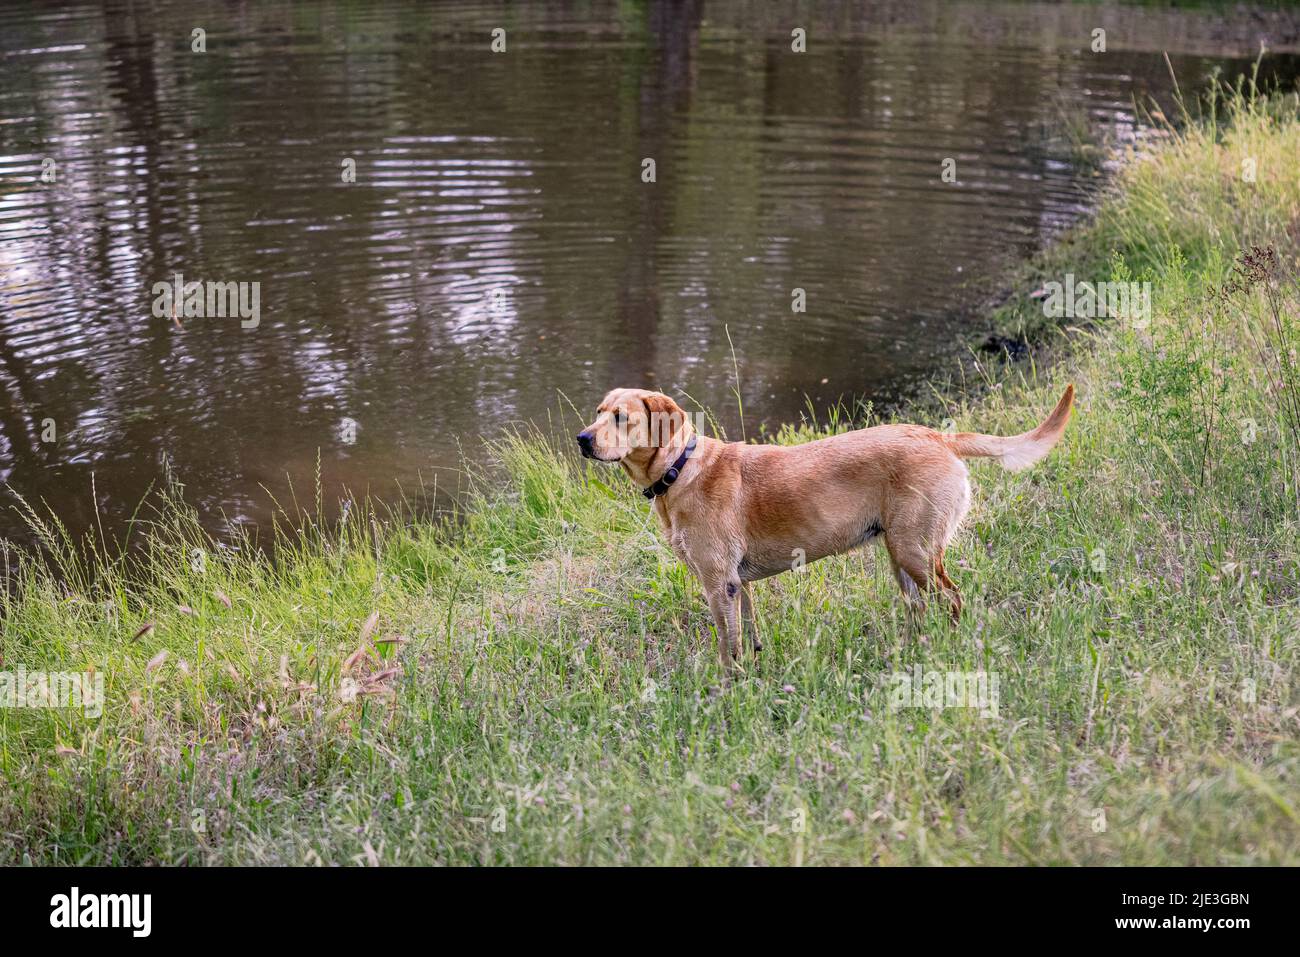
[576,431,595,458]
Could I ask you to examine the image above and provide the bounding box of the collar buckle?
[642,436,698,500]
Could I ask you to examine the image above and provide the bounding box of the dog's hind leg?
[886,538,962,625]
[885,474,968,626]
[933,557,963,622]
[888,553,927,630]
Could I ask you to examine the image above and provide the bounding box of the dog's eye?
[612,410,626,424]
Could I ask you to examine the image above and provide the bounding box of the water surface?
[1,0,1298,546]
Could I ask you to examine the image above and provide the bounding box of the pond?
[1,0,1298,547]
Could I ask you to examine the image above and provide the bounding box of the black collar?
[642,436,698,500]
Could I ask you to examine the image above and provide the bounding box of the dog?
[577,385,1074,670]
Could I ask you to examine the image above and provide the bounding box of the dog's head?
[577,388,691,466]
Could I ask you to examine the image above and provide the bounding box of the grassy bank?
[3,84,1299,866]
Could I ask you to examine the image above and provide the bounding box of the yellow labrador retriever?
[577,385,1074,669]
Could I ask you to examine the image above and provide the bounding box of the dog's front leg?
[705,578,743,672]
[739,582,761,655]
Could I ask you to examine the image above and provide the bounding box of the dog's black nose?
[576,432,594,458]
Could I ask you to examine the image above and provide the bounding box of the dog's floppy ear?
[642,393,682,447]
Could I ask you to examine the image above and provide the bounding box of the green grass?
[2,82,1299,865]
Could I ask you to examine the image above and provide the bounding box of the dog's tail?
[939,384,1074,471]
